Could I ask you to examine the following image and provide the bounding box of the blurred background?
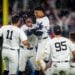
[0,0,75,26]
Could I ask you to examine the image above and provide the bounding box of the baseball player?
[34,7,50,74]
[0,15,30,75]
[70,32,75,75]
[36,25,75,75]
[18,17,38,75]
[34,7,51,74]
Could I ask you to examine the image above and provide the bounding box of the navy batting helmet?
[53,25,61,35]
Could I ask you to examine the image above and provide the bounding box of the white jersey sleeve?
[43,17,50,30]
[19,29,27,41]
[68,40,75,52]
[21,24,28,31]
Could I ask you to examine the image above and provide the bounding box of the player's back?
[1,25,22,49]
[50,37,72,61]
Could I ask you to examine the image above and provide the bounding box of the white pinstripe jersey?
[0,25,27,49]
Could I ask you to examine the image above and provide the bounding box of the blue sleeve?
[26,30,33,36]
[31,29,43,36]
[36,22,43,30]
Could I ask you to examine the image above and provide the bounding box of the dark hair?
[11,15,20,24]
[34,7,45,14]
[53,25,61,35]
[69,32,75,41]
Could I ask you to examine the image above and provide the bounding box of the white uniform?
[36,16,50,62]
[43,37,75,75]
[0,25,27,74]
[19,24,38,71]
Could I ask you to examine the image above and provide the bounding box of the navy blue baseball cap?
[53,25,61,35]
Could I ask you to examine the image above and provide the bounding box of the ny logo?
[37,22,43,30]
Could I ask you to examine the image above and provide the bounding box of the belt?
[20,46,33,50]
[3,47,18,50]
[43,37,48,39]
[54,60,69,63]
[70,65,75,68]
[27,47,33,50]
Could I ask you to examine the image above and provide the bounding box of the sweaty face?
[25,18,33,27]
[34,10,44,18]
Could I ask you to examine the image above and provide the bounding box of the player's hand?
[36,59,46,71]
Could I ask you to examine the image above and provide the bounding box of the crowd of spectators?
[0,0,75,38]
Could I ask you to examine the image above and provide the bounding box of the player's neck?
[37,15,45,18]
[13,24,18,27]
[55,35,62,38]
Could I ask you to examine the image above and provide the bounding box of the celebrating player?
[34,7,51,75]
[18,17,38,75]
[36,25,75,75]
[0,15,30,75]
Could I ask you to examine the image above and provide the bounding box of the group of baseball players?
[0,7,75,75]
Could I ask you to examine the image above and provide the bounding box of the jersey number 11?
[6,30,13,40]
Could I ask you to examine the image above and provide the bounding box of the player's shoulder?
[1,25,11,30]
[36,16,48,21]
[10,25,24,33]
[21,24,28,31]
[43,16,50,25]
[1,25,8,28]
[41,16,49,21]
[2,25,17,29]
[62,37,71,41]
[43,16,49,20]
[60,37,73,44]
[51,36,66,41]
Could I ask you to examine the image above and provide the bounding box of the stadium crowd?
[0,0,75,36]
